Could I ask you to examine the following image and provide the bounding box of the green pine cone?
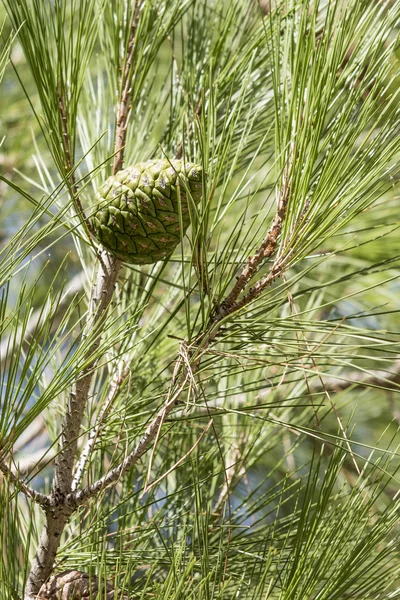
[91,159,204,264]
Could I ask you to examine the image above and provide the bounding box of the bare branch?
[0,458,49,507]
[57,87,94,237]
[215,142,294,320]
[113,5,141,174]
[71,364,130,491]
[72,358,189,507]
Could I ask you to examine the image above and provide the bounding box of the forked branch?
[24,7,141,596]
[0,458,49,507]
[215,142,294,320]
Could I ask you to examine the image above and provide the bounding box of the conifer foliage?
[0,1,400,598]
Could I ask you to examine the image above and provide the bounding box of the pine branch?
[3,2,398,598]
[113,5,141,174]
[0,458,49,507]
[24,6,142,594]
[215,142,294,320]
[71,357,188,507]
[57,89,94,238]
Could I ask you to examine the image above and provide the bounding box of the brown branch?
[52,254,121,498]
[71,364,130,491]
[187,147,296,359]
[0,457,49,507]
[24,9,143,593]
[215,143,293,320]
[71,357,188,508]
[57,85,94,237]
[113,6,141,174]
[226,254,287,314]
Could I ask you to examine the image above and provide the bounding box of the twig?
[113,5,141,174]
[215,142,293,320]
[0,458,49,507]
[57,85,94,237]
[71,358,189,507]
[143,419,213,495]
[189,147,295,360]
[71,364,130,491]
[223,253,287,315]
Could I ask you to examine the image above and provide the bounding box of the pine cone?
[92,159,204,264]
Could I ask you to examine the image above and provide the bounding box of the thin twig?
[143,419,213,495]
[215,142,294,320]
[113,5,141,174]
[0,458,49,507]
[57,85,94,237]
[224,253,287,315]
[71,364,130,491]
[71,357,189,507]
[191,150,294,358]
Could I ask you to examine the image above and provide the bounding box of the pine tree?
[1,1,400,598]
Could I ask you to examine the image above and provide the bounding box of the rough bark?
[53,252,121,496]
[25,253,121,598]
[25,509,71,599]
[35,570,128,599]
